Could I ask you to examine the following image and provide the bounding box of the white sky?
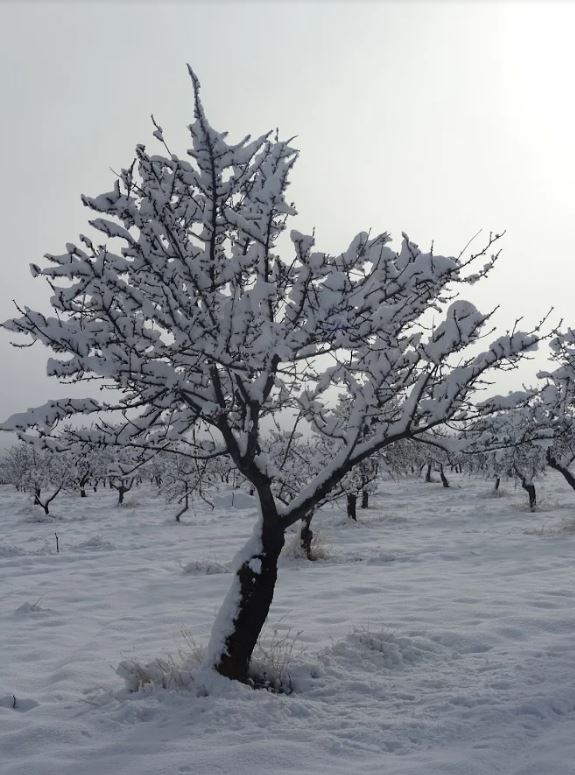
[1,0,574,446]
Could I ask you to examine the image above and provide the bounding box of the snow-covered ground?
[2,473,575,775]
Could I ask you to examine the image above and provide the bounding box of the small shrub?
[116,630,205,693]
[249,626,304,694]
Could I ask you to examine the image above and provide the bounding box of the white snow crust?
[1,475,575,774]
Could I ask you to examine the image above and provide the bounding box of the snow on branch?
[1,68,549,528]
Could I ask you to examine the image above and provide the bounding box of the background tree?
[461,402,549,509]
[11,444,71,515]
[0,443,33,491]
[538,331,575,491]
[159,445,220,522]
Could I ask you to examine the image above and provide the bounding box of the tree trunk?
[425,463,432,483]
[80,487,87,498]
[212,512,285,683]
[175,483,189,523]
[361,490,369,509]
[347,493,357,521]
[520,479,536,510]
[439,464,449,488]
[299,511,315,561]
[34,488,50,515]
[546,451,575,492]
[494,477,501,492]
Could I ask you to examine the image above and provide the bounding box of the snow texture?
[2,474,575,774]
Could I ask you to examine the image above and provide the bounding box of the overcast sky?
[1,0,574,447]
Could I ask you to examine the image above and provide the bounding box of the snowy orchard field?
[2,473,575,775]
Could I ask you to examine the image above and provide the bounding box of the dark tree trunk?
[520,479,536,510]
[361,490,369,509]
[33,485,62,515]
[494,477,501,492]
[425,463,432,483]
[347,493,357,521]
[215,514,285,683]
[33,489,50,515]
[299,511,315,561]
[439,464,449,488]
[175,482,189,523]
[80,488,87,498]
[546,451,575,492]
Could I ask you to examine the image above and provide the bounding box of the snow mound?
[526,517,575,536]
[116,658,250,700]
[19,506,58,523]
[182,559,230,575]
[13,601,51,616]
[326,627,443,671]
[74,536,115,551]
[0,695,39,712]
[209,488,256,511]
[117,657,197,693]
[0,544,25,558]
[365,552,398,564]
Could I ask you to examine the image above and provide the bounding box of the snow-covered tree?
[461,403,549,509]
[340,457,380,517]
[103,446,149,506]
[159,445,221,521]
[537,331,575,490]
[2,69,544,682]
[4,444,71,515]
[0,443,32,490]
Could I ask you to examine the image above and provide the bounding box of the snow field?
[1,474,575,775]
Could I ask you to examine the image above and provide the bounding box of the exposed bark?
[546,450,575,492]
[33,488,49,515]
[439,464,449,488]
[361,490,369,509]
[514,465,536,511]
[494,477,501,492]
[215,504,285,683]
[33,484,62,515]
[425,462,432,483]
[78,471,90,498]
[347,493,357,521]
[519,478,536,510]
[174,481,189,523]
[299,511,315,561]
[111,477,134,506]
